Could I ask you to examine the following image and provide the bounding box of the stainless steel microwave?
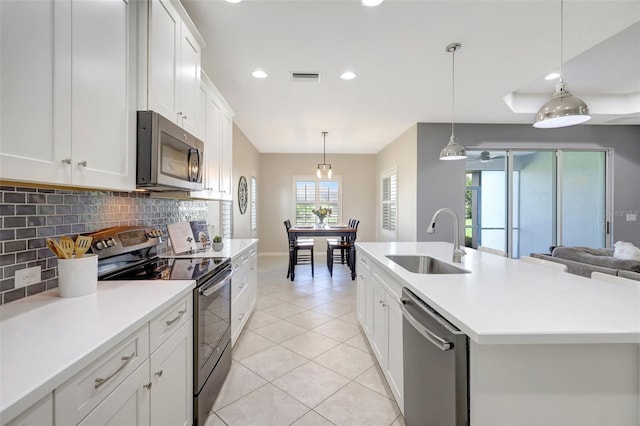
[137,111,204,191]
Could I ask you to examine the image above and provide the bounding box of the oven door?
[194,264,232,392]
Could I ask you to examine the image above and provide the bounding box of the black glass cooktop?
[100,256,229,282]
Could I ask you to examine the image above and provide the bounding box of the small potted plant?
[212,235,224,252]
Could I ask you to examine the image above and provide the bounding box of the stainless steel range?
[89,226,232,426]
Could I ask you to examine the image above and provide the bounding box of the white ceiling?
[182,0,640,154]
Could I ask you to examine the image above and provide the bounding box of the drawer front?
[55,325,149,425]
[231,264,249,302]
[150,295,193,352]
[358,254,372,274]
[231,287,250,344]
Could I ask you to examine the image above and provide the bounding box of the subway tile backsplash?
[0,186,208,304]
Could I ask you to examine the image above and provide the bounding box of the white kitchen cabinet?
[142,0,203,135]
[191,72,235,201]
[0,0,136,191]
[5,394,52,426]
[356,253,404,413]
[150,319,193,426]
[230,243,257,345]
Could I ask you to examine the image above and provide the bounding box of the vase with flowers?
[312,206,332,227]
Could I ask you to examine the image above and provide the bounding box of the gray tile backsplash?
[0,186,208,304]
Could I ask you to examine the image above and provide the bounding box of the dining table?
[287,224,358,281]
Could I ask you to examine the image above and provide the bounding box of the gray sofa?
[531,246,640,281]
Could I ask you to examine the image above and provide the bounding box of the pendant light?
[439,42,466,161]
[533,0,590,128]
[316,131,333,179]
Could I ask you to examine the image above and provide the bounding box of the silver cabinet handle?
[94,352,135,389]
[143,382,152,390]
[379,300,387,307]
[400,301,452,351]
[77,160,87,167]
[62,158,72,165]
[165,310,186,327]
[239,312,245,320]
[154,369,163,377]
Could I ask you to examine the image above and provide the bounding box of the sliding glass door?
[465,149,609,258]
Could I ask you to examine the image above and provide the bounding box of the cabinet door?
[178,21,200,135]
[220,112,233,198]
[364,269,374,336]
[70,0,135,191]
[6,394,52,426]
[195,83,207,141]
[205,96,223,192]
[0,0,70,185]
[357,272,366,326]
[150,319,193,426]
[371,280,389,365]
[387,298,404,412]
[148,0,180,123]
[78,361,150,426]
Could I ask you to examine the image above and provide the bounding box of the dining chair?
[284,220,314,278]
[520,255,568,272]
[591,271,636,284]
[478,246,507,257]
[327,220,359,276]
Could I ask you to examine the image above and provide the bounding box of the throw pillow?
[613,241,640,261]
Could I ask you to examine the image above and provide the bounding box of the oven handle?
[199,269,232,296]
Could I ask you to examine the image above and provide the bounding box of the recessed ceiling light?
[340,71,356,80]
[225,0,242,3]
[545,71,560,80]
[361,0,384,6]
[252,70,268,79]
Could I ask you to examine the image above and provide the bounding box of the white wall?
[376,125,417,242]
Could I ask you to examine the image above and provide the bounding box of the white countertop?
[356,242,640,345]
[159,238,258,259]
[0,279,195,422]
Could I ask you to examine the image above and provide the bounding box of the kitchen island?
[356,241,640,425]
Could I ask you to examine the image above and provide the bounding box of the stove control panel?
[85,226,164,259]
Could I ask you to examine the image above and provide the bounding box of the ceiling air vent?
[291,72,321,83]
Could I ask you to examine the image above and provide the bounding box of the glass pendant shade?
[439,135,467,161]
[533,82,590,128]
[316,132,333,178]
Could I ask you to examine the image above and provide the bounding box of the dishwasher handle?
[401,295,453,352]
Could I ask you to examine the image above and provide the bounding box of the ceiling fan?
[466,151,505,163]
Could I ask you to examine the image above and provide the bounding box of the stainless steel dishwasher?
[400,288,469,426]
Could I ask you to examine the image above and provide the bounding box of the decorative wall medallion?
[238,176,248,214]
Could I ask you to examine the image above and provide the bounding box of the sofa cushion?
[551,246,640,273]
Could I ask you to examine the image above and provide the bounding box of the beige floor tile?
[314,343,374,379]
[272,361,350,408]
[337,310,359,324]
[270,289,306,302]
[202,412,226,426]
[281,330,341,359]
[286,310,334,329]
[343,331,372,353]
[252,319,307,343]
[391,414,406,426]
[231,330,275,361]
[354,364,394,399]
[313,301,355,318]
[255,295,283,311]
[290,294,332,309]
[291,410,336,426]
[211,361,267,411]
[216,383,309,426]
[312,318,360,342]
[245,310,280,330]
[240,345,307,381]
[315,382,400,426]
[262,302,309,319]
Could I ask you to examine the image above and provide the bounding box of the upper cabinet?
[139,0,204,136]
[191,72,234,201]
[0,0,137,191]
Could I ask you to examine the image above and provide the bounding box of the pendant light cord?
[322,131,327,164]
[451,46,456,138]
[559,0,564,84]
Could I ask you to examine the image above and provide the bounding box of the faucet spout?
[427,208,466,263]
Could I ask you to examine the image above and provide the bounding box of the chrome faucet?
[427,208,466,263]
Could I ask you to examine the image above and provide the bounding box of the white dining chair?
[478,246,507,257]
[520,255,568,272]
[591,271,636,284]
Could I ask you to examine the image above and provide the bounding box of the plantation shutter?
[318,180,340,224]
[296,180,317,224]
[382,173,397,231]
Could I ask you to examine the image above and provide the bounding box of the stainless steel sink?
[386,255,470,274]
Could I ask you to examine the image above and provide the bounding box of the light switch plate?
[626,213,637,222]
[15,266,41,289]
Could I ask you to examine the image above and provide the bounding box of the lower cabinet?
[5,394,53,426]
[231,243,258,345]
[53,295,192,426]
[356,253,404,413]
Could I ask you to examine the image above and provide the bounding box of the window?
[382,168,397,232]
[250,175,257,235]
[294,176,341,224]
